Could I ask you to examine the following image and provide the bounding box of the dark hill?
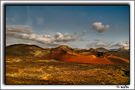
[109,49,129,59]
[6,44,50,57]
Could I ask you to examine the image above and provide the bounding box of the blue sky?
[6,5,129,49]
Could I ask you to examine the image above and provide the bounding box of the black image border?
[3,2,131,85]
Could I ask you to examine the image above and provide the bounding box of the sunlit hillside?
[6,44,129,85]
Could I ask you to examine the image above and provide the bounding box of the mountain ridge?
[6,44,129,64]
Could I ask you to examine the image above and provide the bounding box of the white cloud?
[6,25,33,34]
[92,22,110,33]
[6,25,77,46]
[54,32,76,42]
[86,39,112,49]
[87,39,129,50]
[86,39,116,49]
[111,41,129,49]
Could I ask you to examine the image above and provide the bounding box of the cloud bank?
[6,25,77,46]
[86,40,112,49]
[92,22,110,33]
[86,39,129,49]
[6,25,33,34]
[111,41,129,50]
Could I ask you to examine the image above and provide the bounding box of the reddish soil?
[50,52,129,64]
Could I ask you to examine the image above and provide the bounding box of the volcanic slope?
[6,44,129,64]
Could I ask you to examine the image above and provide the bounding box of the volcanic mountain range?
[6,44,129,64]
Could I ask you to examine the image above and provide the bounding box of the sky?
[6,5,129,49]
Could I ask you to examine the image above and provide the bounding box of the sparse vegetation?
[6,56,129,85]
[5,44,130,85]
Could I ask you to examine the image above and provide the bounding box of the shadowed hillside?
[6,44,51,60]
